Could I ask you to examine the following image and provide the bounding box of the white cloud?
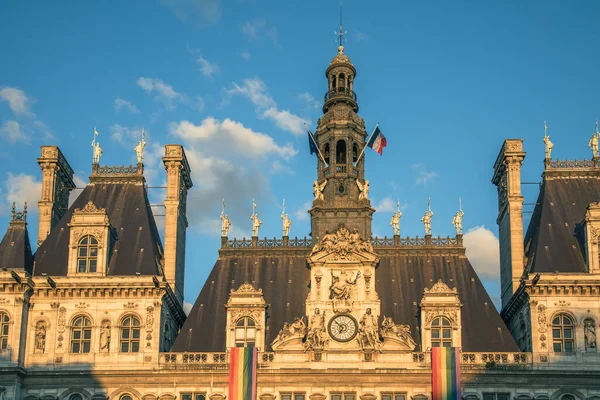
[170,118,297,160]
[0,87,34,116]
[161,0,221,26]
[1,173,42,215]
[197,56,219,77]
[183,301,193,316]
[294,200,312,221]
[299,92,320,109]
[463,225,500,282]
[114,97,139,113]
[375,197,397,213]
[240,51,250,60]
[0,120,30,144]
[242,18,278,46]
[137,77,184,110]
[226,78,308,135]
[412,163,437,185]
[271,160,295,175]
[110,123,144,147]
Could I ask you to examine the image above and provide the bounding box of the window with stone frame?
[70,315,92,353]
[381,392,406,400]
[552,313,575,353]
[235,316,256,347]
[331,393,355,400]
[0,312,9,350]
[120,315,141,353]
[77,235,99,273]
[431,316,452,348]
[483,394,510,400]
[281,392,305,400]
[181,393,206,400]
[120,395,133,400]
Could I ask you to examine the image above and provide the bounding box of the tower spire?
[336,0,346,49]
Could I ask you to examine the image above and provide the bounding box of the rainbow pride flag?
[228,347,258,400]
[431,347,461,400]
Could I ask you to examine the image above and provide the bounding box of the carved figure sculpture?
[585,319,597,350]
[356,179,370,200]
[313,179,327,201]
[100,320,111,351]
[543,135,553,160]
[281,212,291,237]
[421,209,433,235]
[452,210,464,235]
[381,316,417,349]
[134,128,146,163]
[91,140,102,163]
[304,309,327,351]
[250,213,262,237]
[330,270,361,300]
[220,212,231,237]
[390,201,402,235]
[358,308,380,350]
[590,132,599,158]
[274,317,306,344]
[35,321,46,353]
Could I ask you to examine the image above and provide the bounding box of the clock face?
[328,314,358,342]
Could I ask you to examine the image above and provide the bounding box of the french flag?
[367,125,387,155]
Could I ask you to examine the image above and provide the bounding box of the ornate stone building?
[0,43,599,400]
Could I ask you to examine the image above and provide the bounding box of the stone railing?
[224,237,312,249]
[90,164,144,183]
[461,352,531,366]
[372,235,462,247]
[160,352,276,368]
[546,158,595,169]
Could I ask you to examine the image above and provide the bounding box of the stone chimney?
[162,145,193,305]
[492,139,526,308]
[36,146,75,246]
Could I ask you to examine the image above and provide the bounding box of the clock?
[328,314,358,342]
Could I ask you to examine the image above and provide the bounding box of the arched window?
[70,395,83,400]
[352,143,359,163]
[120,315,141,353]
[336,140,346,164]
[120,395,133,400]
[331,75,337,89]
[324,143,330,165]
[561,396,575,400]
[431,316,452,347]
[70,315,92,353]
[235,317,256,347]
[77,235,98,273]
[339,73,346,88]
[0,312,9,350]
[552,313,574,353]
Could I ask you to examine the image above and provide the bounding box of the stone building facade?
[0,42,600,400]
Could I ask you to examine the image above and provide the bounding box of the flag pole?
[354,122,379,166]
[305,123,329,168]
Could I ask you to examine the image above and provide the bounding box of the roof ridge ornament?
[10,202,27,222]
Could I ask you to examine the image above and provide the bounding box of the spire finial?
[11,202,15,220]
[335,0,346,51]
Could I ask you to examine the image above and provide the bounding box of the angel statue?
[356,179,370,200]
[134,128,146,163]
[91,127,103,164]
[220,199,231,237]
[451,198,464,235]
[250,200,262,237]
[543,121,553,159]
[313,179,327,201]
[390,199,402,235]
[421,199,434,235]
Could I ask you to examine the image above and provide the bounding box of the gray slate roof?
[0,220,33,274]
[171,249,517,353]
[34,183,164,277]
[524,176,600,274]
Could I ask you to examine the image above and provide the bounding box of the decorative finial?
[220,199,230,237]
[134,128,147,164]
[452,198,465,235]
[421,198,434,235]
[543,120,553,159]
[390,199,402,236]
[91,127,103,164]
[335,0,347,50]
[11,202,15,220]
[11,202,27,222]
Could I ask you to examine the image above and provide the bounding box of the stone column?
[36,146,75,246]
[492,139,526,308]
[162,145,193,305]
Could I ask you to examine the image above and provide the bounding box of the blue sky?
[1,1,600,311]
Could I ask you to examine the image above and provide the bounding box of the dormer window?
[77,236,98,273]
[431,316,452,348]
[235,317,256,347]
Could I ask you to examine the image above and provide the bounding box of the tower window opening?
[336,140,347,164]
[352,143,359,163]
[331,75,337,89]
[324,144,330,165]
[339,73,346,88]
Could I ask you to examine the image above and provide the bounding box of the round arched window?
[77,235,99,273]
[552,313,574,353]
[120,315,141,353]
[70,315,92,353]
[120,395,133,400]
[0,311,9,350]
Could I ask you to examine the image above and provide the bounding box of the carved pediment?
[74,200,106,215]
[271,316,307,351]
[424,280,457,294]
[310,226,378,263]
[380,316,417,351]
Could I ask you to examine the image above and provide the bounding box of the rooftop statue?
[281,199,291,237]
[543,121,554,159]
[313,179,327,201]
[390,199,402,235]
[590,120,600,158]
[91,127,102,164]
[451,198,464,235]
[134,128,146,163]
[250,200,262,237]
[220,199,231,237]
[356,179,370,200]
[420,199,434,235]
